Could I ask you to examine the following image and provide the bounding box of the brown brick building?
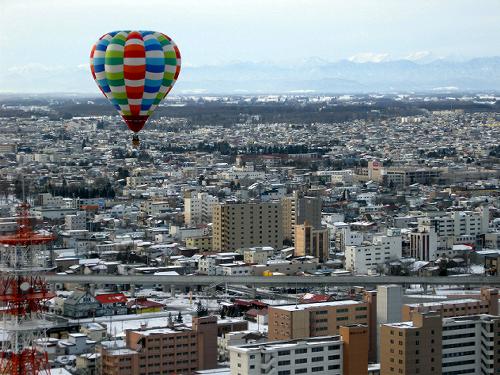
[380,311,442,375]
[381,312,500,375]
[294,222,329,262]
[340,324,369,375]
[268,300,371,341]
[402,287,498,321]
[100,316,217,375]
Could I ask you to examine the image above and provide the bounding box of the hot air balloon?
[90,30,181,147]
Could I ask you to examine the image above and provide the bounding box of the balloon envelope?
[90,30,181,132]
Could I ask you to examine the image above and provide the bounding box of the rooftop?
[271,300,362,312]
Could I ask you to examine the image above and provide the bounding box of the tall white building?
[184,191,218,226]
[377,285,403,325]
[344,231,402,274]
[229,336,343,375]
[442,314,500,375]
[376,285,403,360]
[418,207,489,238]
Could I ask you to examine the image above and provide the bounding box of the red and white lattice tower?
[0,202,55,375]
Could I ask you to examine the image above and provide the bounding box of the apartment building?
[294,222,329,263]
[268,300,370,341]
[229,335,343,375]
[281,193,322,243]
[380,311,443,375]
[381,312,500,375]
[418,207,489,249]
[229,325,370,375]
[184,191,218,226]
[100,316,217,375]
[212,201,283,252]
[442,314,500,375]
[402,288,499,321]
[344,230,402,274]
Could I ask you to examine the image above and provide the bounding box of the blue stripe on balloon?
[145,57,165,65]
[145,64,164,73]
[94,64,105,73]
[144,85,161,93]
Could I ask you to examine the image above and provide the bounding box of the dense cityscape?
[0,93,498,374]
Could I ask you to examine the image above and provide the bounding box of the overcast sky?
[1,0,499,92]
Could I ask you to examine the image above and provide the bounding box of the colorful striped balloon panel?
[90,30,181,132]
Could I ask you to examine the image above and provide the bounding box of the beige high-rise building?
[294,222,329,262]
[281,195,296,243]
[212,201,283,252]
[281,192,322,243]
[380,311,442,375]
[268,300,371,341]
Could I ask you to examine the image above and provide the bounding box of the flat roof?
[230,335,342,352]
[406,298,481,308]
[271,300,362,312]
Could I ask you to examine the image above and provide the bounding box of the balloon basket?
[132,135,140,148]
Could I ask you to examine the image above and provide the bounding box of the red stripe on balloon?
[173,45,181,59]
[126,87,144,100]
[124,32,146,116]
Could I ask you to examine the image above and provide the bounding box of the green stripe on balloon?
[164,58,177,65]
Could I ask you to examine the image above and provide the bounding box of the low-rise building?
[345,231,402,274]
[402,288,498,320]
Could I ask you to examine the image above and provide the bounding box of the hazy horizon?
[1,0,499,93]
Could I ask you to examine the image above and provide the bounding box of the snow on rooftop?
[272,300,362,311]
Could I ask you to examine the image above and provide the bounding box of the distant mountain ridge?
[2,57,500,94]
[178,57,500,93]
